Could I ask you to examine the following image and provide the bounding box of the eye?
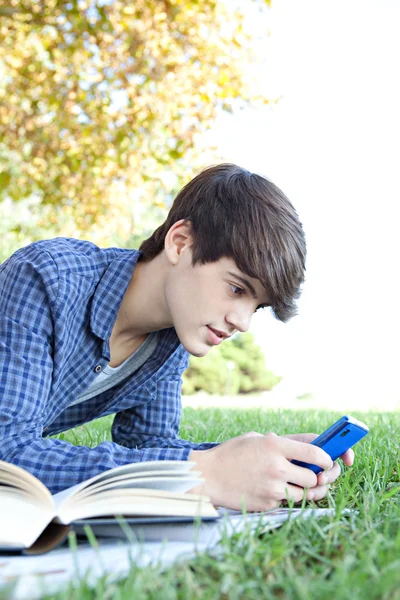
[230,284,245,296]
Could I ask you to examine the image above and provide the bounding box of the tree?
[0,0,270,229]
[182,332,281,396]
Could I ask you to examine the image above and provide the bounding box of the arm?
[112,358,219,456]
[0,323,212,494]
[0,250,214,494]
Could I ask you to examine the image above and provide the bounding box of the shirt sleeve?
[0,248,217,495]
[112,357,219,457]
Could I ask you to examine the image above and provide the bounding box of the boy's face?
[164,249,269,357]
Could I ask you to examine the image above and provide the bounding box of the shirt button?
[94,365,102,373]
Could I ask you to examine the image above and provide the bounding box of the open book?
[0,459,218,555]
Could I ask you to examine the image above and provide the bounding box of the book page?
[56,488,218,524]
[0,491,55,550]
[69,471,203,502]
[53,460,197,511]
[0,460,53,504]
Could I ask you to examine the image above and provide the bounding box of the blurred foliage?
[0,2,278,396]
[0,188,163,261]
[0,0,271,233]
[182,332,281,395]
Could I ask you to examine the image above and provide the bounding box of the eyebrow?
[227,271,258,299]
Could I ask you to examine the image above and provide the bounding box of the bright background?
[211,0,400,410]
[1,1,399,411]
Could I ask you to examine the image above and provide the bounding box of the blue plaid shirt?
[0,238,217,493]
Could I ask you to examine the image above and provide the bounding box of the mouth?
[206,326,230,345]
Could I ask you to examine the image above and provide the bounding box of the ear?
[164,219,194,265]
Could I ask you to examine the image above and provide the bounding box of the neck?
[112,252,172,340]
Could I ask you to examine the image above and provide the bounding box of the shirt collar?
[90,249,141,357]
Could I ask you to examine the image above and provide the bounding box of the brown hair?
[139,164,306,322]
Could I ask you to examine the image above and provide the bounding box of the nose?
[225,307,252,333]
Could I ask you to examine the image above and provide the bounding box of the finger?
[287,463,319,489]
[340,448,354,466]
[282,438,333,471]
[281,483,310,504]
[317,461,340,486]
[306,485,330,502]
[283,433,319,444]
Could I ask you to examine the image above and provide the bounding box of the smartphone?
[292,415,369,474]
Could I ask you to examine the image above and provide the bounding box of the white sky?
[210,0,400,408]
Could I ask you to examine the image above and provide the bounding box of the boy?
[0,164,353,511]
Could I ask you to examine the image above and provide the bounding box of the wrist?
[188,449,216,500]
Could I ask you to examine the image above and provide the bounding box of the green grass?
[20,410,400,598]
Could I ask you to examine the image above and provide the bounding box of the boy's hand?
[189,431,338,511]
[282,433,354,502]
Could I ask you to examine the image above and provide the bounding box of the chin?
[180,338,210,358]
[189,348,209,358]
[185,345,210,358]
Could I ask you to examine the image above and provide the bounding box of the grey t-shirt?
[69,332,158,406]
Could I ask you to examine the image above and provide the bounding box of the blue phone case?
[292,415,369,474]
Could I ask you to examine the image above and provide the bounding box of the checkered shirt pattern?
[0,238,217,493]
